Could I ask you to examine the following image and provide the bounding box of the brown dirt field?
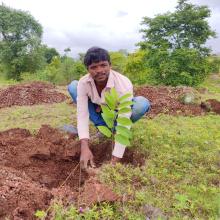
[0,82,67,108]
[0,125,144,219]
[134,86,206,117]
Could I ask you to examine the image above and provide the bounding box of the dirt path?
[0,125,144,219]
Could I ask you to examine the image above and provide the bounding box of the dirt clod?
[79,177,120,206]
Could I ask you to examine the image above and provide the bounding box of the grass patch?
[99,115,220,219]
[0,77,18,89]
[0,102,76,133]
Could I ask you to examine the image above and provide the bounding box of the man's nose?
[96,65,104,73]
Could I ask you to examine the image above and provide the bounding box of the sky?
[1,0,220,57]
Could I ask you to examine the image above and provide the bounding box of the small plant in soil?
[97,88,133,148]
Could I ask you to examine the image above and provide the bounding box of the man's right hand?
[80,139,95,170]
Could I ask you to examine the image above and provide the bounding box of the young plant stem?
[111,109,118,152]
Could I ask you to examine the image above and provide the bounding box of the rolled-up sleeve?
[77,81,90,140]
[112,81,133,158]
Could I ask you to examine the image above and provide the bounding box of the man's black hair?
[84,47,111,68]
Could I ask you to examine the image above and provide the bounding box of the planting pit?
[0,125,144,219]
[0,82,67,108]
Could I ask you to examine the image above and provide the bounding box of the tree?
[0,4,43,80]
[139,0,216,86]
[124,50,151,85]
[42,46,60,64]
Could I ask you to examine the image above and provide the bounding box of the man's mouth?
[96,74,105,79]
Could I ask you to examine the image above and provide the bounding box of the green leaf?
[97,126,112,137]
[35,210,47,218]
[116,125,132,138]
[117,117,132,126]
[101,105,115,119]
[102,113,114,128]
[105,93,116,110]
[118,107,131,114]
[119,93,132,102]
[118,101,133,109]
[110,88,118,100]
[115,134,130,146]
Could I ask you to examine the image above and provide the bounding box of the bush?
[110,51,127,73]
[147,48,210,86]
[207,56,220,73]
[124,50,153,85]
[21,56,87,85]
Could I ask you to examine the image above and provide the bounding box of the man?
[68,47,150,169]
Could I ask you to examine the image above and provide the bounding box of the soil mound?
[0,81,67,108]
[0,125,144,219]
[201,99,220,114]
[134,86,205,117]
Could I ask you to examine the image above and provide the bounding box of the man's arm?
[77,81,94,169]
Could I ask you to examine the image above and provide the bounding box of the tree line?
[0,0,220,86]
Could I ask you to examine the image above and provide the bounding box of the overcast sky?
[1,0,220,57]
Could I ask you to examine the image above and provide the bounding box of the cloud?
[192,0,220,11]
[116,11,128,17]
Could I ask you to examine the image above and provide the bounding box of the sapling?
[97,88,133,150]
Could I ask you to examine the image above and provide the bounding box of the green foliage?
[109,51,127,73]
[138,0,216,86]
[20,56,86,84]
[35,202,120,220]
[124,50,153,85]
[42,45,60,64]
[140,0,216,52]
[0,4,43,80]
[207,55,220,73]
[97,88,133,146]
[147,48,210,86]
[34,210,47,219]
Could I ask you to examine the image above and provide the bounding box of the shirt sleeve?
[112,81,133,158]
[77,81,90,140]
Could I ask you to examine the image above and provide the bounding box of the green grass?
[0,102,76,133]
[0,76,18,89]
[99,115,220,219]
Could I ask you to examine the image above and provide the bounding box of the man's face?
[88,61,111,84]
